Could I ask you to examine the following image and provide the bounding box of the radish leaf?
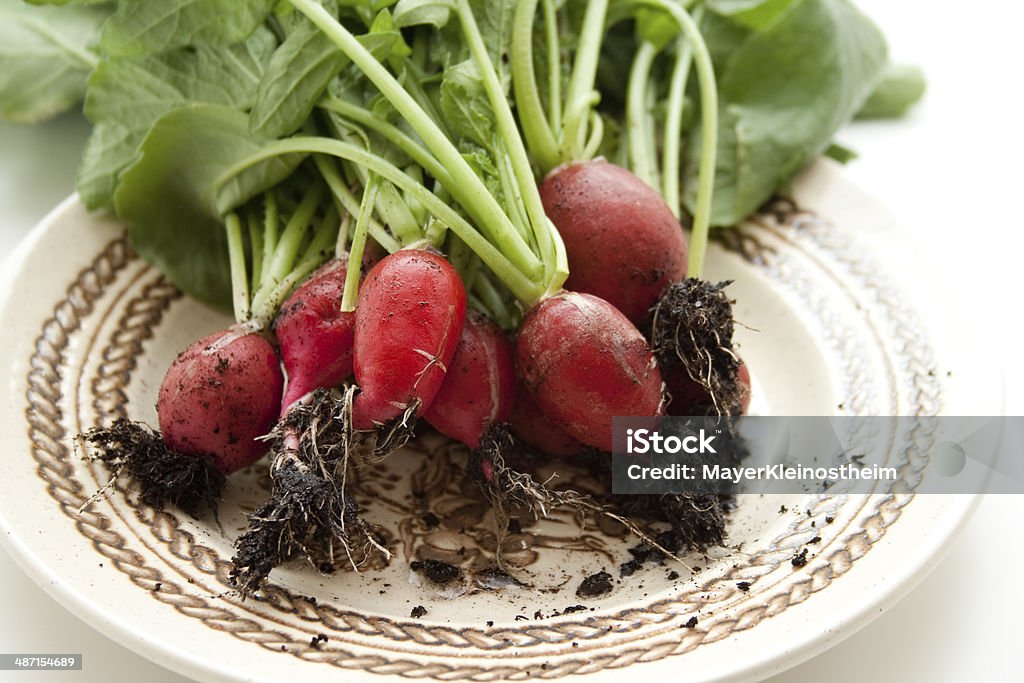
[684,0,887,226]
[0,0,108,123]
[115,105,302,309]
[101,0,276,57]
[77,27,275,209]
[856,63,926,119]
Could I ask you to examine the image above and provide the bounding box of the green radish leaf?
[393,0,453,29]
[101,0,276,57]
[824,142,857,164]
[115,105,303,310]
[705,0,800,29]
[0,0,109,123]
[360,9,413,63]
[440,60,495,149]
[77,27,274,209]
[636,8,679,52]
[856,63,926,119]
[685,0,887,226]
[249,22,348,139]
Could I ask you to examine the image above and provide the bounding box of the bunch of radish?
[84,0,757,592]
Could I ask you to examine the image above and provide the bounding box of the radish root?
[231,387,391,596]
[78,419,225,516]
[472,426,695,572]
[650,279,744,416]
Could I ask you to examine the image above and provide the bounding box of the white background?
[2,1,1023,681]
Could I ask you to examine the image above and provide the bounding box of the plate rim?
[0,177,992,683]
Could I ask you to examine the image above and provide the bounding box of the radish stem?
[630,0,718,277]
[287,0,542,280]
[455,0,563,292]
[341,174,379,313]
[260,191,278,293]
[225,212,250,323]
[313,154,400,254]
[512,0,560,171]
[561,0,609,164]
[217,137,544,304]
[246,210,264,289]
[627,41,660,189]
[662,30,695,217]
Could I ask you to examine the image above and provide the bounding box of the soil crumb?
[411,559,461,584]
[576,571,613,598]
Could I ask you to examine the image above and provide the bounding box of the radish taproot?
[423,311,516,449]
[517,292,665,453]
[509,380,584,457]
[540,160,687,323]
[666,361,752,416]
[81,326,284,514]
[352,249,467,432]
[157,328,284,474]
[274,257,355,414]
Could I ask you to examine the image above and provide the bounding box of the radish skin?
[352,249,467,429]
[540,160,687,323]
[423,311,516,448]
[666,360,752,416]
[158,329,284,474]
[274,258,355,414]
[517,291,664,452]
[509,379,584,457]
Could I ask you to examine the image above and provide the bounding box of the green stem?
[287,0,542,280]
[218,136,544,305]
[495,147,531,245]
[319,95,452,187]
[267,183,324,290]
[246,209,264,290]
[373,181,421,244]
[474,271,518,330]
[335,211,351,258]
[511,0,560,171]
[631,0,718,278]
[304,203,340,268]
[662,33,694,217]
[313,153,401,253]
[561,0,609,163]
[627,41,659,189]
[582,110,605,160]
[225,212,250,324]
[455,0,560,291]
[341,176,379,312]
[259,191,278,293]
[542,0,562,135]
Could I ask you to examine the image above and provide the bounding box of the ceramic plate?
[0,161,995,683]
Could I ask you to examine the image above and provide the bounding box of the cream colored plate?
[0,161,995,682]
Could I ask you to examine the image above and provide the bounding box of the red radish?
[422,311,516,448]
[540,160,688,323]
[509,380,584,457]
[274,258,355,414]
[157,328,284,474]
[665,361,751,416]
[352,249,467,430]
[517,291,664,452]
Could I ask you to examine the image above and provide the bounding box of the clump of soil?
[411,559,461,584]
[650,279,745,416]
[80,418,224,515]
[576,571,613,598]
